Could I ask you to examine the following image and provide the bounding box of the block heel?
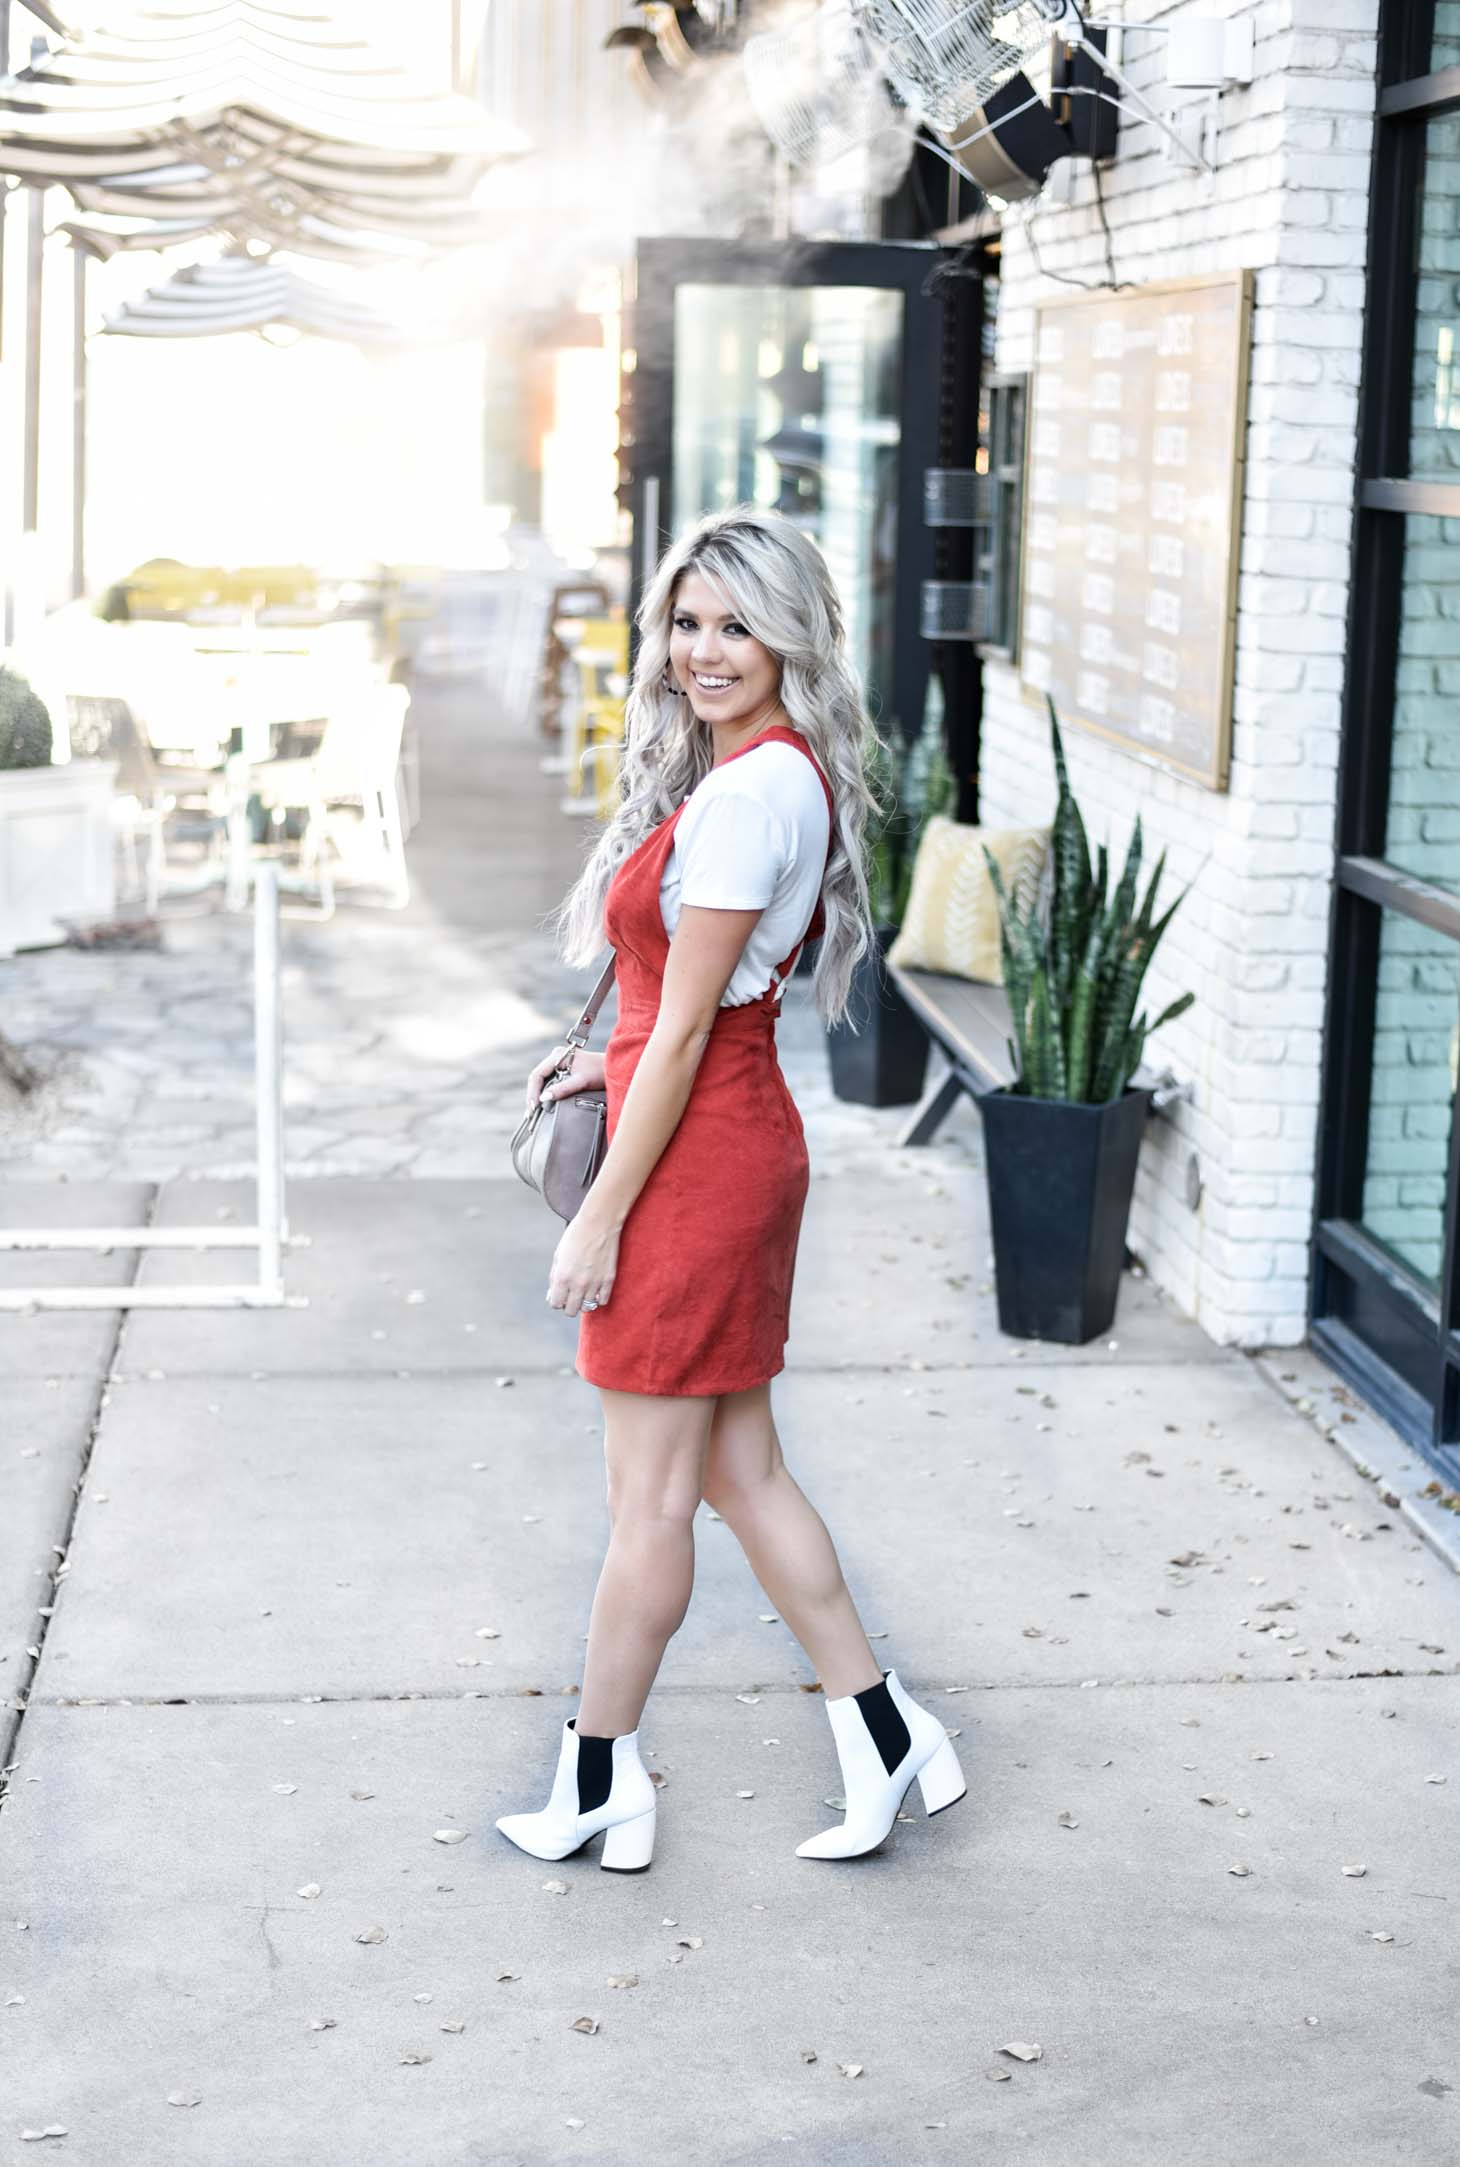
[796,1669,969,1859]
[599,1805,656,1873]
[496,1721,658,1868]
[916,1734,967,1816]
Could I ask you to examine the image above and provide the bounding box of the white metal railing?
[0,864,305,1309]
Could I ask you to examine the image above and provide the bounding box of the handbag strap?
[564,950,616,1049]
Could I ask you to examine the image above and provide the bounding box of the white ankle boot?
[796,1668,966,1860]
[495,1719,658,1872]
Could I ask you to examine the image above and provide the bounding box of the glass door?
[1313,2,1460,1476]
[626,239,947,746]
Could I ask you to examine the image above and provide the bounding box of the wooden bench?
[886,963,1187,1147]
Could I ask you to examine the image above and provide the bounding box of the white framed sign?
[1018,269,1253,792]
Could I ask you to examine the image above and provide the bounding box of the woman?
[496,505,965,1872]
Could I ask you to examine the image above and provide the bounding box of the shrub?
[0,669,53,770]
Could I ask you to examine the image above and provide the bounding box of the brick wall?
[979,0,1380,1346]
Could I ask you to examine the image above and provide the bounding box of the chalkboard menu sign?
[1017,270,1253,792]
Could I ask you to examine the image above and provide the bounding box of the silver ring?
[583,1297,600,1311]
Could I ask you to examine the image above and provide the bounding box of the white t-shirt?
[659,740,831,1008]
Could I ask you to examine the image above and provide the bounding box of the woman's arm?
[545,902,761,1314]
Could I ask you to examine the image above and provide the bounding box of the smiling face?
[667,567,783,739]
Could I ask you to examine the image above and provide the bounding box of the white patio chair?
[226,682,411,919]
[65,695,227,910]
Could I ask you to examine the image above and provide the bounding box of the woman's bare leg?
[701,1383,883,1700]
[574,1385,718,1737]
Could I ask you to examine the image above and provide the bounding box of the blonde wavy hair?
[551,503,886,1030]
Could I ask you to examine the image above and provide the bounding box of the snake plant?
[984,697,1195,1103]
[866,717,956,928]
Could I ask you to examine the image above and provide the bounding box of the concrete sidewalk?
[3,1159,1459,2166]
[2,679,1458,2162]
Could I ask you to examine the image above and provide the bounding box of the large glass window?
[1408,114,1460,477]
[1385,513,1460,891]
[672,283,904,714]
[1314,2,1460,1475]
[1360,912,1460,1288]
[1431,2,1460,68]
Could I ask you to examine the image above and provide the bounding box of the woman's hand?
[547,1205,619,1318]
[525,1044,607,1110]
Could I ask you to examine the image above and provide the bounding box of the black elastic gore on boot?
[569,1720,616,1814]
[853,1673,912,1777]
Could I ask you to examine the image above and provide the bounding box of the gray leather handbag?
[509,952,616,1221]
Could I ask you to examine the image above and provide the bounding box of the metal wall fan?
[742,0,920,179]
[857,0,1216,178]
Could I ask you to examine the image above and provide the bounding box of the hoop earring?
[660,665,685,696]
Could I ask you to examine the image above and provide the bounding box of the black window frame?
[1312,0,1460,1476]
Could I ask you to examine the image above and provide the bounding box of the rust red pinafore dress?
[575,721,834,1398]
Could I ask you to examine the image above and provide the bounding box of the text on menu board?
[1017,271,1253,792]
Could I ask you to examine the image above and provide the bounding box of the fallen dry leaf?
[440,2021,465,2034]
[308,2018,337,2031]
[1056,1811,1078,1829]
[433,1830,468,1845]
[350,1789,375,1801]
[297,1884,321,1900]
[354,1926,387,1944]
[166,2092,200,2108]
[1341,1864,1367,1878]
[838,2062,864,2079]
[271,1783,298,1796]
[607,1974,638,1989]
[19,2128,68,2142]
[399,2052,432,2066]
[676,1936,704,1951]
[497,1969,520,1982]
[1000,2041,1042,2062]
[735,1789,755,1800]
[985,2068,1012,2083]
[800,2049,817,2063]
[570,2016,600,2035]
[542,1880,568,1895]
[565,2117,585,2130]
[1227,1865,1251,1879]
[1370,1932,1394,1944]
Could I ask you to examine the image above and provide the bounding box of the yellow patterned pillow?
[886,818,1049,985]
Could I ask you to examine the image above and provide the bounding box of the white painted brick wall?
[980,0,1380,1349]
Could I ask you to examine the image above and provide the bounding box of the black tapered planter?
[824,922,931,1107]
[981,1085,1152,1344]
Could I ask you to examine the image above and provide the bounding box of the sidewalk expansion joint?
[0,1184,159,1797]
[25,1667,1460,1712]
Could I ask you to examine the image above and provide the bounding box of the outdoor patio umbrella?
[99,245,406,343]
[0,0,525,258]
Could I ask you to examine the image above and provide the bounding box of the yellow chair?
[558,615,628,817]
[590,698,626,822]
